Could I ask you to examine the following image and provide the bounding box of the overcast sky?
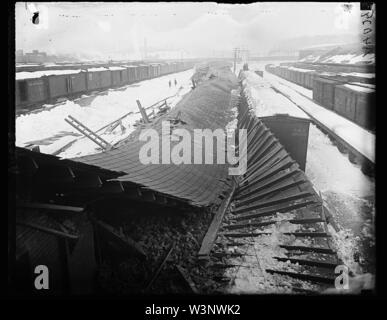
[15,2,364,59]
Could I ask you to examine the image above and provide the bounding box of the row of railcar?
[16,61,195,108]
[265,64,375,131]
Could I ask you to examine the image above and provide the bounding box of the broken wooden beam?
[231,191,313,215]
[16,220,79,240]
[273,256,338,269]
[176,265,199,294]
[144,242,175,292]
[223,217,325,231]
[16,202,84,213]
[232,199,317,221]
[279,245,336,254]
[198,183,236,257]
[265,269,335,284]
[136,100,150,124]
[94,219,147,259]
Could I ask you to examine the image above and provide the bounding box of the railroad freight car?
[16,78,47,105]
[334,83,375,130]
[86,68,103,90]
[149,64,160,78]
[100,68,112,88]
[312,77,337,110]
[125,65,138,83]
[46,74,70,99]
[137,65,149,80]
[109,67,127,87]
[69,72,87,94]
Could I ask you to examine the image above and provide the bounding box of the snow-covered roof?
[87,67,109,72]
[339,72,375,79]
[16,69,83,80]
[242,71,309,120]
[16,64,42,68]
[108,66,126,71]
[343,83,375,93]
[288,66,314,73]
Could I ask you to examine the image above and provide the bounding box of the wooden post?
[136,100,150,123]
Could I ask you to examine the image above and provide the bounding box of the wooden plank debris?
[176,265,199,294]
[16,202,84,213]
[94,219,147,259]
[16,220,79,240]
[144,242,175,292]
[198,183,236,257]
[136,99,150,123]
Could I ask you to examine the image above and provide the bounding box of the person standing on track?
[169,80,171,88]
[174,79,177,86]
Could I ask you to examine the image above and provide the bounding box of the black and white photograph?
[9,2,377,301]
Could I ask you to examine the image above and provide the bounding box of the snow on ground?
[305,123,375,273]
[263,71,375,163]
[224,213,322,294]
[16,69,194,158]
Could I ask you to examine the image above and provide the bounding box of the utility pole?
[233,47,239,74]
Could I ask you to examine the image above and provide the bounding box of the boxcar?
[70,72,87,93]
[125,66,136,83]
[313,77,337,110]
[120,67,129,84]
[355,87,375,130]
[137,65,148,80]
[344,84,375,130]
[334,85,357,122]
[47,74,69,98]
[100,70,112,88]
[149,64,157,78]
[110,67,127,86]
[86,71,102,90]
[19,78,47,104]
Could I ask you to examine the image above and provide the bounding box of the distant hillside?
[270,34,360,53]
[299,43,375,65]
